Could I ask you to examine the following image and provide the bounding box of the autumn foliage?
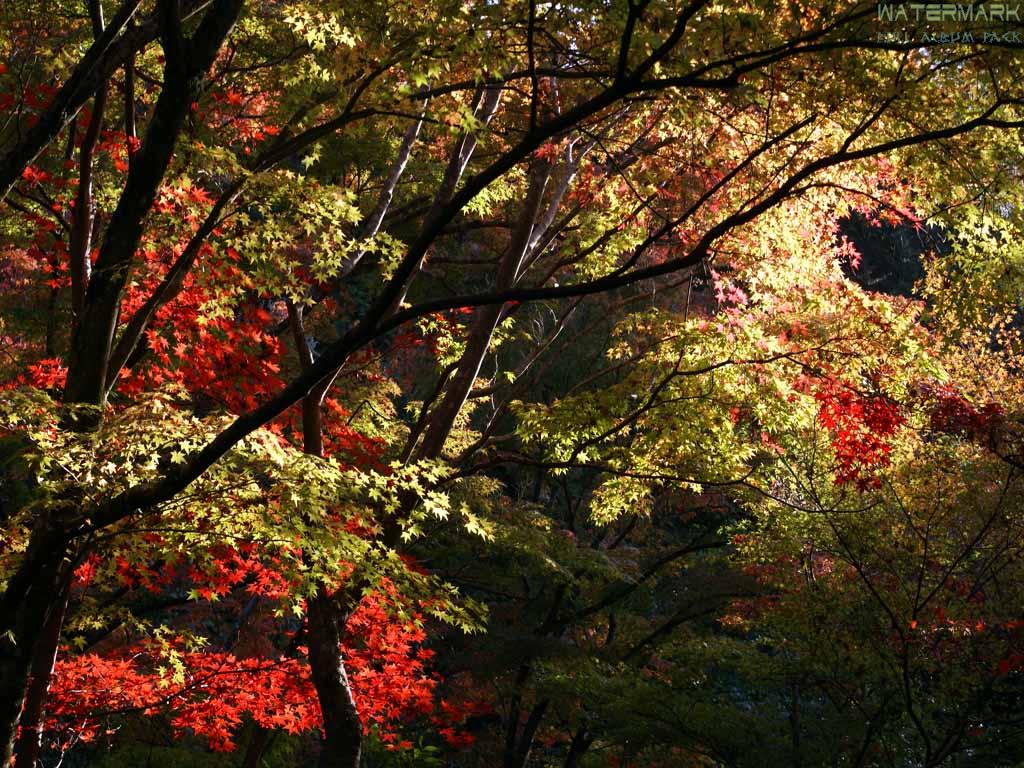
[2,1,1024,767]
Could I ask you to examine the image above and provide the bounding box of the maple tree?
[1,0,1023,767]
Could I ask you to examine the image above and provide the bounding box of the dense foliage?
[1,0,1023,766]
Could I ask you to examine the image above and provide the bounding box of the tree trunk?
[0,524,70,767]
[504,699,549,768]
[240,726,275,768]
[564,727,593,768]
[288,304,363,768]
[68,81,107,324]
[63,0,243,411]
[12,576,72,768]
[414,161,549,460]
[307,593,362,768]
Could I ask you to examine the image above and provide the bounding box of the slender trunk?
[564,727,593,768]
[0,523,70,767]
[504,699,549,768]
[275,100,442,760]
[288,304,362,768]
[414,162,548,460]
[307,593,362,768]
[240,726,275,768]
[12,575,72,768]
[69,83,107,323]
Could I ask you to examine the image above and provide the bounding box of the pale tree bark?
[412,160,551,461]
[388,85,502,313]
[69,0,109,326]
[410,139,584,463]
[339,91,428,278]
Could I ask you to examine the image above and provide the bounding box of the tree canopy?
[1,1,1023,766]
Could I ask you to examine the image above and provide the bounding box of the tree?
[1,0,1023,766]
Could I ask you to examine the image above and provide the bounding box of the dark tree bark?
[0,1,244,758]
[504,696,550,768]
[288,304,363,768]
[0,0,221,204]
[12,574,72,768]
[564,727,594,768]
[0,519,71,766]
[63,0,245,412]
[307,593,362,768]
[240,726,275,768]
